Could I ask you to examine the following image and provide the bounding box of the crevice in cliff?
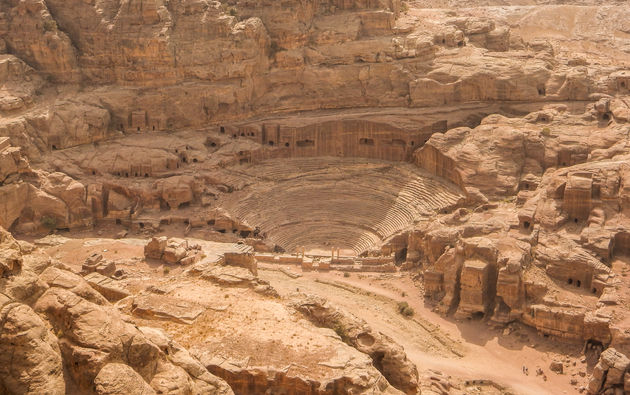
[448,255,463,315]
[485,262,499,317]
[40,1,82,71]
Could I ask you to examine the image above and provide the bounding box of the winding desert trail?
[259,266,587,395]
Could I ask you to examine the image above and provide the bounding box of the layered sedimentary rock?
[0,227,234,394]
[411,103,630,366]
[0,0,628,158]
[587,348,630,394]
[2,0,630,393]
[0,139,92,232]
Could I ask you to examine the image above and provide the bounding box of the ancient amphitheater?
[1,0,630,394]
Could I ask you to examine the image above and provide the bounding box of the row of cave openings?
[521,217,581,231]
[565,277,597,294]
[114,217,256,239]
[119,123,158,133]
[108,145,199,178]
[219,125,425,149]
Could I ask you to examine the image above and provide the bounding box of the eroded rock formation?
[291,293,419,394]
[2,0,630,393]
[0,227,234,394]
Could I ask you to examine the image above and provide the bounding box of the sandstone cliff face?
[587,348,630,394]
[2,1,630,393]
[45,0,270,85]
[1,0,629,158]
[414,108,629,200]
[0,0,80,83]
[0,140,94,232]
[411,106,630,357]
[0,302,66,394]
[0,54,43,114]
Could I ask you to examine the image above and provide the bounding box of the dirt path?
[259,266,585,395]
[33,233,587,394]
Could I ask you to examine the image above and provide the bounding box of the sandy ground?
[258,264,590,395]
[30,231,591,394]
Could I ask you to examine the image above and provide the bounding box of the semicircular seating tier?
[218,157,465,254]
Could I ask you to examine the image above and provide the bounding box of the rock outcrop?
[587,348,630,394]
[291,293,419,394]
[0,303,65,395]
[144,236,204,265]
[2,0,630,393]
[0,226,233,394]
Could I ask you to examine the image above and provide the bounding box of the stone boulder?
[38,265,108,306]
[81,253,116,277]
[0,303,65,395]
[94,363,156,395]
[587,348,630,394]
[144,237,202,265]
[144,236,167,260]
[163,238,189,264]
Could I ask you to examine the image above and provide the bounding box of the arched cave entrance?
[470,311,485,320]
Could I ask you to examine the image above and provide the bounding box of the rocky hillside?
[1,0,630,394]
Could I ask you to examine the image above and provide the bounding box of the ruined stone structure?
[2,0,630,394]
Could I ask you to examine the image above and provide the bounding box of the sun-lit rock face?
[2,0,630,394]
[0,227,412,395]
[2,0,630,156]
